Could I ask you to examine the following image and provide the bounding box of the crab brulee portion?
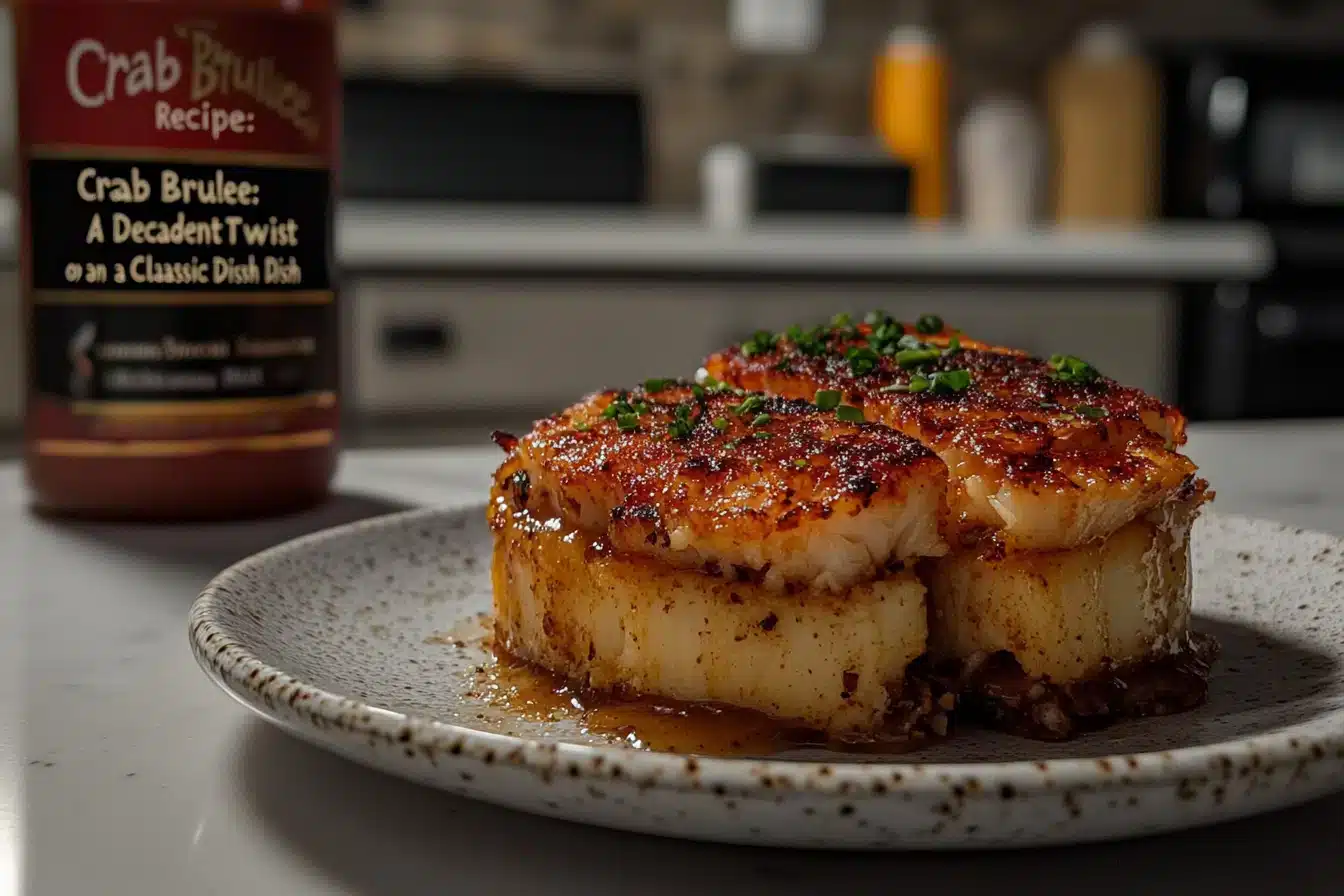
[704,313,1217,740]
[489,381,952,737]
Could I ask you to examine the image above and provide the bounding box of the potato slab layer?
[490,499,929,736]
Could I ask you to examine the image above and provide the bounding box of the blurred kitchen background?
[2,0,1343,448]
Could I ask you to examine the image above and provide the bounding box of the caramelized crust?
[496,382,949,592]
[704,319,1197,549]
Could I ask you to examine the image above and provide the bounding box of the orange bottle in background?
[873,21,948,220]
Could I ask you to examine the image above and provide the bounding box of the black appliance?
[341,76,647,205]
[1161,48,1344,420]
[752,139,912,217]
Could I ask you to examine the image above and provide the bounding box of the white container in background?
[729,0,823,53]
[701,143,754,231]
[957,93,1044,232]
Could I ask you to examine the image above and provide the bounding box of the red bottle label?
[21,3,338,458]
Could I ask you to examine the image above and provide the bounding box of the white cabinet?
[350,279,737,413]
[350,278,1175,413]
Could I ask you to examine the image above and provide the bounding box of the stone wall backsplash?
[342,0,1341,206]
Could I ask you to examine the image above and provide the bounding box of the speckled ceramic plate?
[189,506,1344,850]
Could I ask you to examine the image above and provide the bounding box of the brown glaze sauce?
[453,628,932,758]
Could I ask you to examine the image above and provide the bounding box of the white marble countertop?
[3,420,1343,895]
[0,194,1274,279]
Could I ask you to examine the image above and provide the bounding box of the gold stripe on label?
[33,289,334,306]
[27,144,328,170]
[71,392,337,418]
[36,429,335,457]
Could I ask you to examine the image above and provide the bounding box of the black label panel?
[28,155,336,407]
[33,303,338,402]
[28,158,332,292]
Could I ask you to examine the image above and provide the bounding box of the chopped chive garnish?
[835,405,865,423]
[773,358,792,372]
[814,389,842,410]
[830,312,853,328]
[865,318,908,354]
[616,413,640,431]
[632,400,651,415]
[691,384,706,400]
[733,395,765,416]
[666,403,697,440]
[1075,405,1109,419]
[712,416,730,431]
[602,393,641,419]
[915,313,944,335]
[792,458,810,468]
[643,378,675,393]
[741,330,779,358]
[751,431,773,440]
[894,348,941,368]
[724,438,742,450]
[944,334,961,354]
[788,324,830,357]
[751,413,771,427]
[928,369,972,394]
[1048,354,1100,384]
[881,373,932,393]
[574,421,591,432]
[847,346,880,376]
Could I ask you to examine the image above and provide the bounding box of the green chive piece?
[752,431,773,440]
[830,312,853,328]
[667,402,697,440]
[1047,354,1100,384]
[835,405,865,423]
[894,348,941,368]
[792,458,810,469]
[928,369,972,394]
[1075,405,1109,419]
[788,324,830,357]
[724,438,742,450]
[712,416,730,431]
[733,395,765,416]
[868,320,905,355]
[574,422,592,432]
[915,313,944,335]
[751,413,771,427]
[616,413,640,431]
[847,346,880,376]
[643,378,675,393]
[944,334,961,354]
[814,389,842,410]
[741,330,779,358]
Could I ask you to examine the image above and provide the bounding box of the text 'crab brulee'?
[488,313,1218,750]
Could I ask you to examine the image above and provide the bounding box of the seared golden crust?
[500,381,949,591]
[704,319,1197,549]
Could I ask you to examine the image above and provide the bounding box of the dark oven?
[1162,47,1344,421]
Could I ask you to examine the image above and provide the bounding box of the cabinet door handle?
[380,319,456,360]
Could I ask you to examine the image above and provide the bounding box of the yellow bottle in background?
[873,22,948,220]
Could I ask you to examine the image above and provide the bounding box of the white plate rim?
[189,504,1344,801]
